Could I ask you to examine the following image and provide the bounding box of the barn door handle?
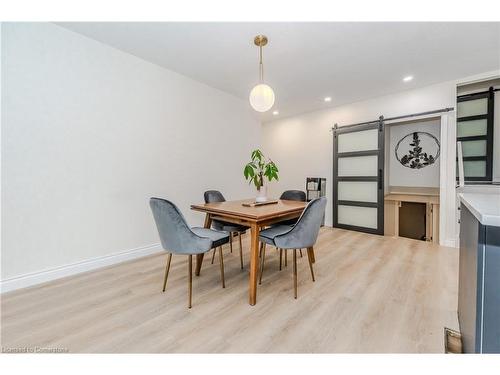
[378,169,382,189]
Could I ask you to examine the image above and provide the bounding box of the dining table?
[190,198,308,305]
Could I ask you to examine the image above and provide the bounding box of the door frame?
[332,118,385,235]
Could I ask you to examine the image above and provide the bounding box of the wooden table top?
[191,199,307,221]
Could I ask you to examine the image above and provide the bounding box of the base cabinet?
[384,194,439,243]
[458,203,500,353]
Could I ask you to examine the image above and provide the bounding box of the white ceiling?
[57,22,500,122]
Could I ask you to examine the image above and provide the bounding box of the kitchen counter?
[458,193,500,227]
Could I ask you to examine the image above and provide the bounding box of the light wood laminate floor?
[1,228,459,353]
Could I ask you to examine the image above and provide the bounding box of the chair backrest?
[150,198,212,254]
[280,190,306,202]
[274,197,327,249]
[204,190,226,203]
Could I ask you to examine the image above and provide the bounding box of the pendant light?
[249,35,275,112]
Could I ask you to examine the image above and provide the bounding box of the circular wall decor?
[395,131,440,169]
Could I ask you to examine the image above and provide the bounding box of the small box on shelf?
[306,177,326,201]
[306,177,326,225]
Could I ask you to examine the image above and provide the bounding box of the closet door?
[333,120,385,234]
[456,89,494,181]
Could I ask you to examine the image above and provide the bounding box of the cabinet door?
[458,204,482,353]
[483,226,500,353]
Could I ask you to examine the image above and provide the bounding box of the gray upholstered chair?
[150,197,230,308]
[278,190,307,225]
[274,190,307,263]
[280,190,307,202]
[204,190,249,269]
[258,197,327,299]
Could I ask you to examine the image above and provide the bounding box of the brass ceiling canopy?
[254,35,268,47]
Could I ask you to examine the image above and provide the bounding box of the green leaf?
[251,149,263,162]
[253,177,260,188]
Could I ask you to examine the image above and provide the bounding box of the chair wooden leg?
[309,247,316,263]
[279,249,283,271]
[300,249,303,258]
[293,249,298,299]
[285,250,288,267]
[307,246,315,282]
[211,248,216,264]
[259,243,266,285]
[218,246,225,288]
[188,255,193,309]
[162,253,173,292]
[238,232,244,270]
[229,233,233,253]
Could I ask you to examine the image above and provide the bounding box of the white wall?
[388,118,441,188]
[1,23,260,287]
[262,81,458,246]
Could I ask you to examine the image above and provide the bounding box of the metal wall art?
[395,132,440,169]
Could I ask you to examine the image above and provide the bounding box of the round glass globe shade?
[249,84,275,112]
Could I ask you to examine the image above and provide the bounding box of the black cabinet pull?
[378,169,382,189]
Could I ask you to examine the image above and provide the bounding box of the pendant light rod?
[259,44,264,82]
[254,35,268,82]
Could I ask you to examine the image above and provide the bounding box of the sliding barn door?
[333,119,385,235]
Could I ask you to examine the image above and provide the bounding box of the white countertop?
[459,193,500,227]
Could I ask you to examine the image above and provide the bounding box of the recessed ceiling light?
[324,97,332,102]
[403,75,414,82]
[272,110,279,115]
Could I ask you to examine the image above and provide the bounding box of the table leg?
[195,213,212,276]
[249,222,260,305]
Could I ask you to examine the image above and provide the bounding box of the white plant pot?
[255,185,267,202]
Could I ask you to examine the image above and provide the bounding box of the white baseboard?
[441,238,458,248]
[0,243,163,294]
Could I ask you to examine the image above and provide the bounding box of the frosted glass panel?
[338,181,378,203]
[338,155,378,176]
[458,98,488,117]
[461,140,487,157]
[457,119,487,137]
[464,160,486,177]
[338,129,378,153]
[338,205,378,229]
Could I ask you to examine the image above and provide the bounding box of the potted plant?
[243,149,279,202]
